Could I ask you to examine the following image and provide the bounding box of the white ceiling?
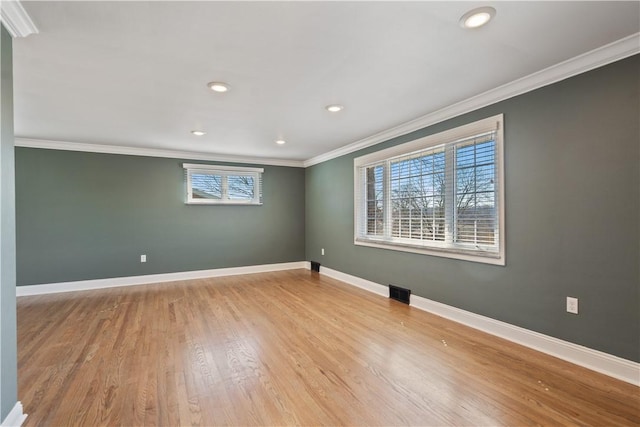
[12,1,640,164]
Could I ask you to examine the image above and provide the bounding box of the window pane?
[184,165,263,205]
[354,116,503,264]
[366,166,384,235]
[191,173,222,199]
[476,164,495,192]
[476,140,495,164]
[455,139,496,246]
[456,144,476,168]
[424,195,445,241]
[409,158,421,177]
[433,152,445,172]
[228,175,255,200]
[390,150,446,241]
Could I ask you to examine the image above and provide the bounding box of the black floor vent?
[389,284,411,304]
[310,261,321,272]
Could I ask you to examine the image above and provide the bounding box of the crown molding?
[15,138,305,168]
[303,32,640,167]
[0,0,38,38]
[13,34,638,169]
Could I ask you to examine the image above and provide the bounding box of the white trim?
[319,266,640,386]
[183,164,263,205]
[353,115,502,166]
[303,33,640,167]
[410,294,640,387]
[16,261,310,296]
[13,35,638,169]
[182,163,264,173]
[1,402,26,427]
[353,115,505,266]
[14,138,305,168]
[353,240,505,266]
[0,0,38,38]
[320,266,388,298]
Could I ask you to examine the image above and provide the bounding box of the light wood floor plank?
[17,269,639,426]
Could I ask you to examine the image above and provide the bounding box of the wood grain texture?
[18,270,639,426]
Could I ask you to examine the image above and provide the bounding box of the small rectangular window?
[354,115,504,265]
[183,164,263,205]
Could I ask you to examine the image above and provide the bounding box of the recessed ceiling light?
[207,82,229,92]
[325,104,344,113]
[191,130,206,136]
[275,139,286,145]
[459,7,496,29]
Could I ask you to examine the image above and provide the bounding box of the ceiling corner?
[1,0,38,38]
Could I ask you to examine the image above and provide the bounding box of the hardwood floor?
[17,269,639,426]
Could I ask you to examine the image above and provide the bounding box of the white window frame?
[353,114,505,265]
[183,163,263,205]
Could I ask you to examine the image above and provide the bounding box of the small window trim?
[353,114,505,266]
[182,163,264,205]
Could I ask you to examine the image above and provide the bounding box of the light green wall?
[12,52,640,364]
[305,55,640,362]
[0,25,18,421]
[16,150,305,285]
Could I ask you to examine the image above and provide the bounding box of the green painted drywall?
[0,25,18,421]
[15,151,305,285]
[305,55,640,362]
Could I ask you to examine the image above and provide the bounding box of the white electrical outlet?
[140,254,147,263]
[566,297,578,314]
[321,248,325,256]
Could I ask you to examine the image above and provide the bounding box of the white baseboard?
[320,266,640,386]
[320,266,388,297]
[16,261,310,296]
[1,402,26,427]
[16,262,638,385]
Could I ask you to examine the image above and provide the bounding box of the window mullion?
[183,164,263,205]
[383,161,392,239]
[353,114,504,265]
[222,174,229,200]
[360,168,367,236]
[445,145,455,244]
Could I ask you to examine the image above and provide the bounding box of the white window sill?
[354,238,505,266]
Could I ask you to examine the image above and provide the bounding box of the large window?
[183,163,263,205]
[354,115,504,265]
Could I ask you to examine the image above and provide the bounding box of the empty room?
[1,1,639,426]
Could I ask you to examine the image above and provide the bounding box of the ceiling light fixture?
[325,104,344,113]
[207,82,229,92]
[459,7,496,29]
[275,139,286,145]
[191,130,206,136]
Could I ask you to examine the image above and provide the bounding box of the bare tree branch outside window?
[192,173,222,199]
[364,139,496,245]
[355,116,503,263]
[228,175,255,200]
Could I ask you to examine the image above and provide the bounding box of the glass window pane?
[191,173,222,199]
[228,175,254,200]
[356,120,501,262]
[366,166,384,235]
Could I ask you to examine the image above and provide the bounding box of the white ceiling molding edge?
[13,32,639,169]
[0,0,38,38]
[303,32,640,168]
[14,138,305,168]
